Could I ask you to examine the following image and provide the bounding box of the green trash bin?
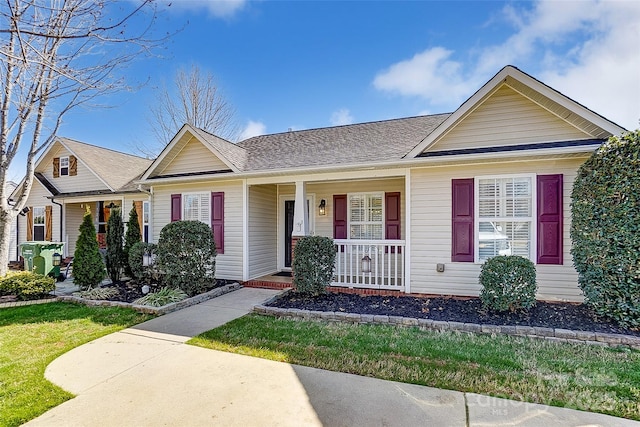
[20,242,65,279]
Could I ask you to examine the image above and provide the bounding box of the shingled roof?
[236,114,451,171]
[58,137,153,191]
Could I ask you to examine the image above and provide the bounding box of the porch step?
[243,280,293,290]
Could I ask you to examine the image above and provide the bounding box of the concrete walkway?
[25,287,639,427]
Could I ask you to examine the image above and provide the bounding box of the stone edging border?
[0,298,58,309]
[252,292,640,350]
[55,283,242,315]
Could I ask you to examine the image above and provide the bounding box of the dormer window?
[60,156,69,176]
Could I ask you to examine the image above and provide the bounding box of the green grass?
[0,302,152,427]
[190,314,640,420]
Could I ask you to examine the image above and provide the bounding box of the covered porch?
[244,170,409,293]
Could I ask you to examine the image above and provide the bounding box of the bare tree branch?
[0,0,168,276]
[139,64,239,157]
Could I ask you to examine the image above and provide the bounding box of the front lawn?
[190,314,640,420]
[0,302,152,427]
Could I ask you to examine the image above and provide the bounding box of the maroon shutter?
[385,192,401,253]
[537,174,563,265]
[451,178,474,262]
[211,192,224,254]
[333,194,347,239]
[170,194,181,222]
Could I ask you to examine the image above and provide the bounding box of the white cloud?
[373,47,478,108]
[330,108,354,126]
[239,120,266,140]
[373,0,640,129]
[163,0,247,19]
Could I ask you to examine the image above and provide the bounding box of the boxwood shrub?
[571,130,640,328]
[0,271,55,300]
[292,236,336,296]
[155,220,216,297]
[479,255,537,313]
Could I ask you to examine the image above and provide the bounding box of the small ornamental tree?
[571,130,640,328]
[124,203,142,277]
[106,207,125,282]
[292,236,336,296]
[73,209,104,289]
[155,221,216,297]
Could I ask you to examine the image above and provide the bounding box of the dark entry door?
[284,200,295,268]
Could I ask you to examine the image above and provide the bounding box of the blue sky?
[10,0,640,180]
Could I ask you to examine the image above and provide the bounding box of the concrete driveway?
[24,287,640,427]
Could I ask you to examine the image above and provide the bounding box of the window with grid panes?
[183,193,210,224]
[348,193,383,240]
[477,176,533,262]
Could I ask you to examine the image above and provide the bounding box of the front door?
[284,200,295,268]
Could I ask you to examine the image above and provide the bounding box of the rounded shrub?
[292,236,336,296]
[128,241,157,282]
[0,271,55,300]
[571,130,640,328]
[155,221,216,297]
[479,255,537,313]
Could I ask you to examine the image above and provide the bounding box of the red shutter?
[170,194,181,222]
[333,194,347,239]
[451,178,474,262]
[211,192,224,254]
[385,192,401,253]
[537,174,563,265]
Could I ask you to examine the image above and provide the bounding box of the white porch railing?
[333,239,405,291]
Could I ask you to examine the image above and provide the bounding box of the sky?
[8,0,640,180]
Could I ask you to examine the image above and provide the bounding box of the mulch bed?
[269,292,640,337]
[97,279,236,303]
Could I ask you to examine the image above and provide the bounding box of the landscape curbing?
[252,291,640,350]
[56,283,242,315]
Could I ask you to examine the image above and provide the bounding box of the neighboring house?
[150,66,623,301]
[13,138,152,259]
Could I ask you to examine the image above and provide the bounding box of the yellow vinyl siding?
[248,185,277,278]
[152,180,243,281]
[409,157,584,302]
[158,137,229,176]
[279,178,406,240]
[425,85,591,153]
[17,180,61,247]
[39,146,110,193]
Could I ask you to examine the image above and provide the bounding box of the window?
[476,175,534,262]
[142,201,150,243]
[348,193,384,240]
[60,156,69,176]
[33,207,45,241]
[183,193,210,224]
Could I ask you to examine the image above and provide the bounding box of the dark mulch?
[100,279,236,303]
[269,292,640,337]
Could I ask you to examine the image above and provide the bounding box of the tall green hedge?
[124,203,142,278]
[106,207,125,282]
[292,236,336,296]
[73,209,105,290]
[571,130,640,328]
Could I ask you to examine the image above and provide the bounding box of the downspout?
[50,198,64,242]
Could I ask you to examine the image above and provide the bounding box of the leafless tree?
[141,64,239,156]
[0,0,165,276]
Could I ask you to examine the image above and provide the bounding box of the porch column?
[290,181,309,284]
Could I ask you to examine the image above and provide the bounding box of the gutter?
[135,143,600,186]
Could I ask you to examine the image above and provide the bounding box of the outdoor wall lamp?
[142,248,156,267]
[52,252,62,267]
[19,207,30,216]
[361,255,371,274]
[318,199,326,216]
